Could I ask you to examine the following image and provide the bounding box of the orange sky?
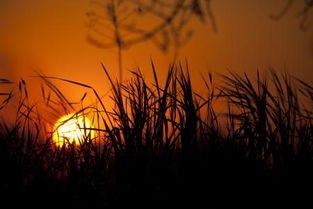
[0,0,313,102]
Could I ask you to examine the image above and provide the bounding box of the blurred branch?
[86,0,217,52]
[270,0,294,20]
[270,0,313,31]
[297,0,313,30]
[86,0,217,82]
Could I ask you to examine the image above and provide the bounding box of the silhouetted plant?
[1,66,313,208]
[271,0,313,30]
[86,0,217,82]
[0,79,13,111]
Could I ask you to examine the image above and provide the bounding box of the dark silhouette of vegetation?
[86,0,216,81]
[271,0,313,30]
[86,0,313,83]
[0,64,313,208]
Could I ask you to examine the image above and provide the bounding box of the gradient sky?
[0,0,313,101]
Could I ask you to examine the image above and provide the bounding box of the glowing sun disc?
[52,113,94,147]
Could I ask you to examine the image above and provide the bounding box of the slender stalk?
[118,44,123,82]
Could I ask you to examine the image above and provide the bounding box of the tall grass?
[0,64,312,207]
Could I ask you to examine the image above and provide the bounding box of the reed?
[0,64,312,208]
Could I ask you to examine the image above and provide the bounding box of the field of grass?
[0,63,313,208]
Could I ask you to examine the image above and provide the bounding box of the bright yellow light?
[52,113,94,147]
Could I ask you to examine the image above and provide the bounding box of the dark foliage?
[0,65,312,208]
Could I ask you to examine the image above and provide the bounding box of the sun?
[52,113,94,147]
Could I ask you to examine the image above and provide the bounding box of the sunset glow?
[1,1,313,207]
[52,113,94,147]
